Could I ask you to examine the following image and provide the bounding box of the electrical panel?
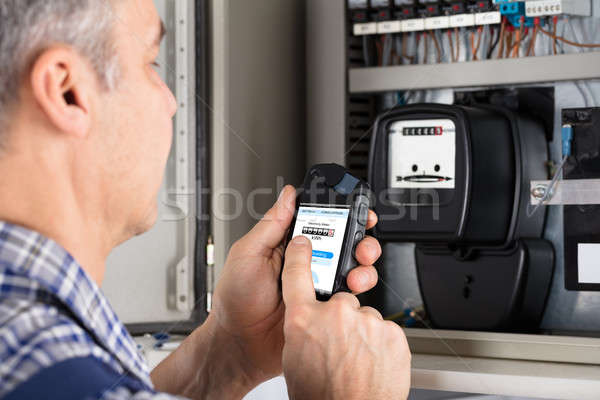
[347,0,595,66]
[309,0,600,393]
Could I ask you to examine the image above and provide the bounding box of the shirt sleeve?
[4,355,187,400]
[99,386,187,400]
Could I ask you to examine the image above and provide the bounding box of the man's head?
[0,0,177,246]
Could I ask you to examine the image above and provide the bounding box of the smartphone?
[285,164,371,300]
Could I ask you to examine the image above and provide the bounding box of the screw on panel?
[531,185,547,199]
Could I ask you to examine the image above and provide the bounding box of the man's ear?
[29,46,94,139]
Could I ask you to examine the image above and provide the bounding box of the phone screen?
[291,204,351,295]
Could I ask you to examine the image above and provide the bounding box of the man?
[0,0,411,399]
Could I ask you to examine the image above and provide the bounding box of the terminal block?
[525,0,592,17]
[395,0,418,17]
[348,0,369,22]
[443,1,468,15]
[371,0,393,21]
[417,0,442,17]
[467,0,495,12]
[494,0,534,27]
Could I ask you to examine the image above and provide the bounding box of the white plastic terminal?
[378,20,402,34]
[449,14,476,28]
[354,22,378,35]
[353,11,504,36]
[424,16,450,30]
[475,11,502,25]
[525,0,592,17]
[401,18,426,32]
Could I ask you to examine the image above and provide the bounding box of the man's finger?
[281,236,316,307]
[347,266,378,294]
[238,185,296,256]
[366,210,378,230]
[360,306,383,320]
[355,236,382,266]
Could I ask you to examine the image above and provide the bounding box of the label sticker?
[578,243,600,284]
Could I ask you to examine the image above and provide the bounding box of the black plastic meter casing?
[286,164,371,301]
[368,104,555,332]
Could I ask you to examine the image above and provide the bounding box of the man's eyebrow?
[154,19,166,47]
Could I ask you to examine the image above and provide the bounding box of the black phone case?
[284,164,371,301]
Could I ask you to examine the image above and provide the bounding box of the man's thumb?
[281,236,315,306]
[239,185,296,254]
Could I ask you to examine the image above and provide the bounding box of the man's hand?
[281,236,411,400]
[210,185,381,387]
[151,185,382,399]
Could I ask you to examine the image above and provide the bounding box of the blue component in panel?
[494,1,534,27]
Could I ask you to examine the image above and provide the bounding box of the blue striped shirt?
[0,222,183,399]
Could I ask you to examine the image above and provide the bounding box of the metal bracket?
[172,0,193,313]
[175,0,190,216]
[530,179,600,205]
[175,256,192,311]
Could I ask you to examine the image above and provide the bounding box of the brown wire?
[497,20,506,59]
[526,27,534,57]
[455,27,460,61]
[539,26,600,48]
[375,36,383,66]
[487,26,495,58]
[473,27,483,61]
[552,19,558,55]
[424,32,429,64]
[430,30,442,63]
[448,30,456,62]
[512,24,524,58]
[470,29,475,60]
[505,31,513,58]
[526,26,538,57]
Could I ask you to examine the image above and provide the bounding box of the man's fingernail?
[291,236,310,246]
[277,187,286,203]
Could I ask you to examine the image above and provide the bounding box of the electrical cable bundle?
[362,14,600,68]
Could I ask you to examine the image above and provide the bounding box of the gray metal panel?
[210,0,307,278]
[306,0,347,166]
[406,328,600,365]
[349,52,600,93]
[540,80,600,332]
[412,354,600,400]
[102,0,197,324]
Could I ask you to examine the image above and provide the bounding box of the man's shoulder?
[0,296,182,399]
[0,295,123,397]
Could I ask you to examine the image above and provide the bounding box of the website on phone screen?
[291,204,351,294]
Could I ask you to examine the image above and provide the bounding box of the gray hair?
[0,0,121,138]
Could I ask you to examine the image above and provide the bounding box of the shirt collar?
[0,221,152,387]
